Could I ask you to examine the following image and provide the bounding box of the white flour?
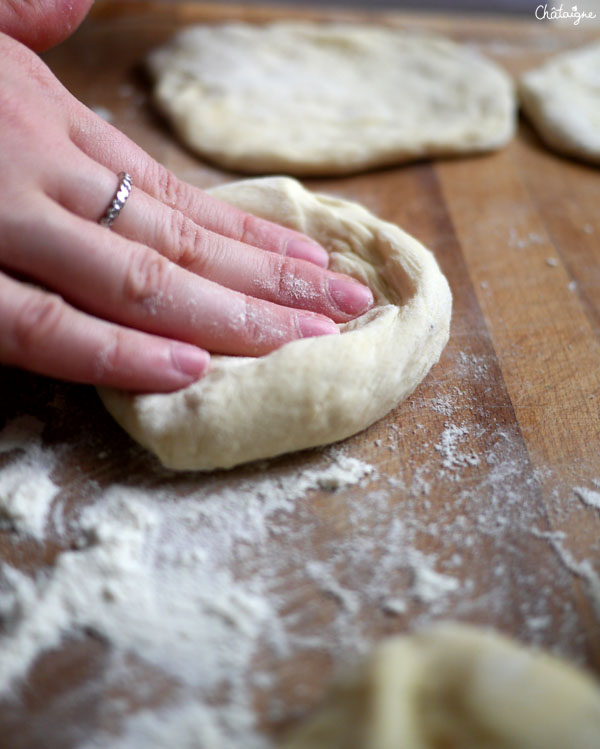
[508,228,546,250]
[0,359,598,747]
[406,548,461,606]
[0,441,379,747]
[574,485,600,510]
[0,416,59,539]
[435,423,481,472]
[532,527,600,619]
[0,487,276,747]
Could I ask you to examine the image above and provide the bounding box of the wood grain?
[1,2,599,746]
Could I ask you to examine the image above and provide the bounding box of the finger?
[2,197,339,357]
[0,272,209,391]
[120,190,374,321]
[53,162,373,321]
[68,106,330,266]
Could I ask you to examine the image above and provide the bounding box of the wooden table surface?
[1,2,599,746]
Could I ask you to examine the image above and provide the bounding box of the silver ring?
[99,171,133,228]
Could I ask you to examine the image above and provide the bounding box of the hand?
[0,34,373,392]
[0,0,93,52]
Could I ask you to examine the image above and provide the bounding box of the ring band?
[99,171,133,228]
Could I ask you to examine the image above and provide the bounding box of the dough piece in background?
[519,41,600,166]
[98,177,452,471]
[282,624,600,749]
[146,22,516,176]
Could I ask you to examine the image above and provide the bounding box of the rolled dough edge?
[98,177,452,471]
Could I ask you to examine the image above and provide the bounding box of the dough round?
[146,23,516,176]
[519,42,600,165]
[99,177,451,471]
[282,624,600,749]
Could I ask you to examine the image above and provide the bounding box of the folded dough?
[98,177,451,471]
[282,624,600,749]
[147,22,516,176]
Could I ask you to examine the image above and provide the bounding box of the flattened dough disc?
[519,41,600,165]
[282,624,600,749]
[147,23,516,176]
[99,177,452,471]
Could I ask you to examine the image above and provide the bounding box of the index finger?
[69,105,330,267]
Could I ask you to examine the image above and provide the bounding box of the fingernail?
[171,343,210,379]
[328,278,373,316]
[285,239,329,268]
[298,313,339,339]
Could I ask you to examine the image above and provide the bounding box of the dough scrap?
[98,177,451,471]
[146,22,516,176]
[282,624,600,749]
[519,41,600,165]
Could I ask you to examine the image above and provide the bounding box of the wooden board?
[1,2,599,746]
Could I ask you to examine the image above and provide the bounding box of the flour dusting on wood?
[0,356,598,747]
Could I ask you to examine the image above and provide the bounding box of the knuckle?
[168,209,204,271]
[96,329,128,378]
[154,165,185,208]
[240,297,266,345]
[4,37,58,97]
[3,35,39,74]
[275,256,296,301]
[0,88,24,131]
[234,210,278,252]
[0,86,44,141]
[123,250,173,307]
[236,211,257,246]
[270,256,315,309]
[240,297,291,353]
[13,291,64,354]
[24,53,55,92]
